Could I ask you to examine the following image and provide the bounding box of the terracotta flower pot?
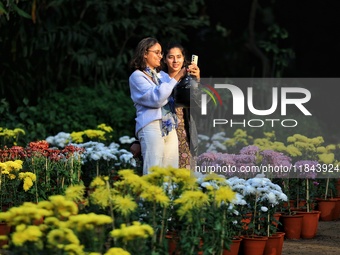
[240,235,268,255]
[264,233,282,255]
[336,179,340,197]
[280,214,303,239]
[317,198,336,221]
[296,210,320,239]
[0,222,11,248]
[241,213,253,230]
[223,237,242,255]
[272,212,282,228]
[165,232,180,255]
[332,197,340,220]
[274,232,285,255]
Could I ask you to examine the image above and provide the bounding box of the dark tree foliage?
[0,0,208,107]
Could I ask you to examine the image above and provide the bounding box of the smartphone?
[191,55,198,65]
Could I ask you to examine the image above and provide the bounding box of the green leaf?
[0,1,8,15]
[12,4,31,19]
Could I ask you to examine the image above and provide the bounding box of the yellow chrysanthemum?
[97,123,114,133]
[271,142,287,153]
[293,134,308,142]
[3,202,51,225]
[47,228,80,247]
[12,225,43,246]
[213,186,236,206]
[169,168,197,188]
[4,160,23,172]
[316,146,327,153]
[287,136,296,143]
[90,186,111,208]
[37,200,54,211]
[140,185,170,206]
[142,166,171,184]
[310,136,324,146]
[286,145,302,157]
[116,170,148,192]
[174,190,209,219]
[203,173,226,183]
[0,235,8,242]
[64,228,81,245]
[263,131,275,140]
[90,176,106,187]
[294,141,316,152]
[63,243,85,255]
[70,131,85,143]
[49,195,79,217]
[84,129,106,141]
[67,213,112,232]
[113,195,137,216]
[104,247,131,255]
[44,216,62,227]
[14,128,25,135]
[23,177,33,191]
[64,185,86,202]
[326,144,336,151]
[110,221,154,242]
[318,153,334,164]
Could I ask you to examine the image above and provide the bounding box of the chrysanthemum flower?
[110,221,154,242]
[104,247,131,255]
[213,186,236,206]
[64,185,86,202]
[113,195,137,216]
[140,185,170,207]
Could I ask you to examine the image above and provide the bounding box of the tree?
[0,0,208,108]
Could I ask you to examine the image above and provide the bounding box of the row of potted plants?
[1,125,340,254]
[1,165,289,255]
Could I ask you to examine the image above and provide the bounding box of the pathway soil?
[282,220,340,254]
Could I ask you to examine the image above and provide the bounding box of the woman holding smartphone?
[129,40,200,171]
[129,37,187,175]
[160,42,200,169]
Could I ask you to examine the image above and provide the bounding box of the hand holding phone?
[191,54,198,65]
[189,55,200,81]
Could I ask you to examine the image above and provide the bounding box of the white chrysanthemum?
[232,193,247,205]
[90,152,101,161]
[46,132,72,147]
[266,192,277,204]
[119,136,136,144]
[244,185,256,195]
[278,192,288,202]
[201,182,212,188]
[197,134,210,141]
[109,142,119,151]
[120,153,133,163]
[232,209,239,216]
[261,206,268,212]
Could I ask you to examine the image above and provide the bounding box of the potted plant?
[292,160,321,239]
[227,176,288,255]
[0,158,36,211]
[196,173,241,255]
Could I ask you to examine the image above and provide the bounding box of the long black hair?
[162,41,189,73]
[129,37,162,72]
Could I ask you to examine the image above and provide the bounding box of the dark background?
[186,0,340,140]
[1,0,339,144]
[188,0,339,78]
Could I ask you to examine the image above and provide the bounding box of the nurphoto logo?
[196,78,312,129]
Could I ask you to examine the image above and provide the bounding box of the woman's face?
[165,47,184,73]
[144,43,163,69]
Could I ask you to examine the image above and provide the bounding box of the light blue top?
[129,70,178,136]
